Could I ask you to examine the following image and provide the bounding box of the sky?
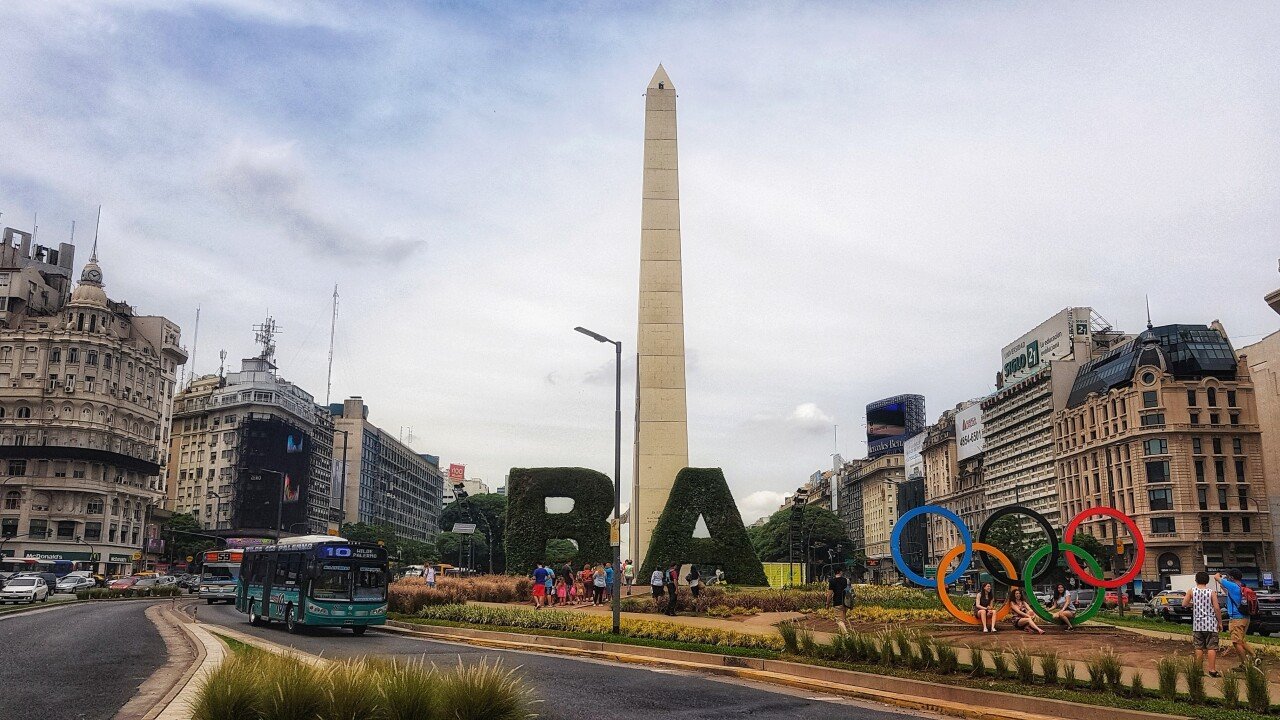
[1,1,1278,526]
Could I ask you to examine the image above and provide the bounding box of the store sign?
[108,553,132,563]
[448,463,466,481]
[955,403,985,461]
[1000,307,1090,384]
[224,537,276,549]
[23,550,92,561]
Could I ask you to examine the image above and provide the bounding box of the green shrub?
[797,628,818,657]
[878,635,896,667]
[435,659,533,720]
[258,652,326,720]
[1097,649,1123,693]
[778,622,799,654]
[1039,651,1060,686]
[1063,662,1078,689]
[1127,671,1145,698]
[320,659,381,720]
[1244,664,1271,713]
[505,467,613,575]
[991,652,1009,680]
[1011,647,1034,684]
[374,658,436,720]
[935,642,959,675]
[1219,670,1241,709]
[190,652,261,720]
[1084,655,1105,692]
[76,586,182,600]
[1155,656,1179,700]
[1182,657,1205,704]
[968,646,987,678]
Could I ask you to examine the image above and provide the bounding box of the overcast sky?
[2,2,1278,525]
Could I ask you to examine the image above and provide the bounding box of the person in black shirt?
[829,568,850,633]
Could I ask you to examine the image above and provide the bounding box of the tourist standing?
[623,560,634,595]
[686,565,702,600]
[592,564,607,605]
[1185,571,1222,677]
[604,562,615,602]
[425,565,436,588]
[664,563,680,616]
[532,563,549,609]
[1216,570,1255,668]
[828,567,850,633]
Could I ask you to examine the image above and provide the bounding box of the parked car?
[155,575,178,587]
[108,576,140,590]
[0,576,50,604]
[55,575,96,593]
[1248,592,1280,636]
[133,576,159,589]
[178,574,201,592]
[1143,590,1183,620]
[1103,591,1129,609]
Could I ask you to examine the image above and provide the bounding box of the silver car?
[0,577,50,604]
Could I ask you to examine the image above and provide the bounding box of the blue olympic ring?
[890,505,971,588]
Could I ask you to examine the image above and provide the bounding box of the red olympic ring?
[1063,507,1145,589]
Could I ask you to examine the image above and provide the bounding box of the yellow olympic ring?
[936,542,1018,625]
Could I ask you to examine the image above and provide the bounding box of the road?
[0,600,168,720]
[197,603,931,719]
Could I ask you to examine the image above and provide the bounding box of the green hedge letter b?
[504,467,613,575]
[639,467,768,586]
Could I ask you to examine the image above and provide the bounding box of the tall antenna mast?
[92,205,101,260]
[253,315,280,367]
[218,349,227,379]
[32,212,37,241]
[185,306,200,389]
[325,284,339,405]
[1145,295,1153,330]
[70,220,76,243]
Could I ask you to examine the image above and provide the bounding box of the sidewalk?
[476,600,1280,700]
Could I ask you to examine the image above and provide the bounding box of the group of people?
[972,582,1080,634]
[530,560,635,608]
[1187,569,1256,677]
[648,563,706,616]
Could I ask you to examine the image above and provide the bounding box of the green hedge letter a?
[639,467,768,586]
[504,467,613,575]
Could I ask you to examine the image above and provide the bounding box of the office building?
[331,397,442,540]
[0,229,185,574]
[1241,271,1280,571]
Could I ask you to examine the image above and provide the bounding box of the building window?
[1235,459,1245,482]
[56,520,75,539]
[1210,413,1220,425]
[1148,487,1174,511]
[1207,387,1217,406]
[7,460,26,476]
[1229,413,1239,426]
[1221,517,1231,533]
[1143,438,1168,455]
[108,524,117,543]
[1227,390,1237,407]
[84,521,101,541]
[86,350,98,366]
[1140,413,1165,427]
[1193,437,1202,454]
[104,354,112,370]
[1242,517,1252,533]
[1200,516,1211,533]
[1197,487,1208,510]
[131,529,139,545]
[1215,459,1225,482]
[1232,437,1242,454]
[2,490,18,510]
[1213,437,1223,454]
[87,498,103,514]
[16,406,30,419]
[68,348,79,363]
[72,469,86,479]
[1187,389,1197,406]
[28,519,47,538]
[1145,460,1171,484]
[1151,517,1176,534]
[1190,412,1200,426]
[1218,487,1228,510]
[1142,391,1158,408]
[0,518,16,538]
[1238,486,1249,509]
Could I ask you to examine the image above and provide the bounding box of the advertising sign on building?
[448,463,466,481]
[903,433,925,481]
[999,307,1092,384]
[866,394,926,458]
[955,403,985,460]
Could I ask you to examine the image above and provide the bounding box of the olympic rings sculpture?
[890,504,1145,626]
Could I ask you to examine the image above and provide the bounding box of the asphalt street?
[198,603,933,720]
[0,600,168,720]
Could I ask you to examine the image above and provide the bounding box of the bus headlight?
[307,603,330,615]
[373,604,387,615]
[200,586,212,593]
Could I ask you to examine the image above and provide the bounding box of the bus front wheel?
[285,606,299,634]
[351,626,367,636]
[248,601,264,627]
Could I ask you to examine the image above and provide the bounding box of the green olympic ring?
[1022,542,1104,625]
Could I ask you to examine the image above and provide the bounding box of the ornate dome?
[69,255,108,308]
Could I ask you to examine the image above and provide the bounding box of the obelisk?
[632,64,689,569]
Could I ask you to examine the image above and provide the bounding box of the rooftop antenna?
[185,306,200,389]
[91,205,101,260]
[32,212,37,241]
[253,315,280,367]
[325,284,339,405]
[1145,295,1153,330]
[70,220,75,243]
[218,349,227,379]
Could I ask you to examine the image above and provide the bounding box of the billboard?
[866,394,925,458]
[955,403,985,460]
[233,416,313,530]
[448,463,466,481]
[903,433,925,481]
[1000,307,1092,384]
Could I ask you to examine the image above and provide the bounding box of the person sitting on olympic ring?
[1051,583,1078,630]
[975,582,998,633]
[1006,588,1045,635]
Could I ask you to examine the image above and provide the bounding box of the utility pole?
[325,285,338,405]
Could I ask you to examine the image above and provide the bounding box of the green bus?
[235,536,388,635]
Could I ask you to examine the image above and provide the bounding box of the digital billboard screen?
[867,403,906,441]
[233,417,312,530]
[866,394,925,458]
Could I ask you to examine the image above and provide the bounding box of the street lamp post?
[574,326,622,635]
[206,490,223,531]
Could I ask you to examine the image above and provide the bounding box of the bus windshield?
[312,563,352,600]
[202,565,239,583]
[355,566,387,601]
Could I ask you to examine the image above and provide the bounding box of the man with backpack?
[1216,569,1256,668]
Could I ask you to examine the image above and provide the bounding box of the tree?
[545,539,578,564]
[437,531,489,567]
[751,505,851,564]
[981,515,1049,579]
[162,512,217,563]
[440,493,507,572]
[505,468,612,575]
[339,522,437,565]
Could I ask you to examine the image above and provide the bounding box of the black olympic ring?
[976,505,1059,586]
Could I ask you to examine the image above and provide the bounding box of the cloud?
[738,490,787,524]
[787,403,836,435]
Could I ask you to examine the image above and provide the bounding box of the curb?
[112,600,205,720]
[382,621,1178,720]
